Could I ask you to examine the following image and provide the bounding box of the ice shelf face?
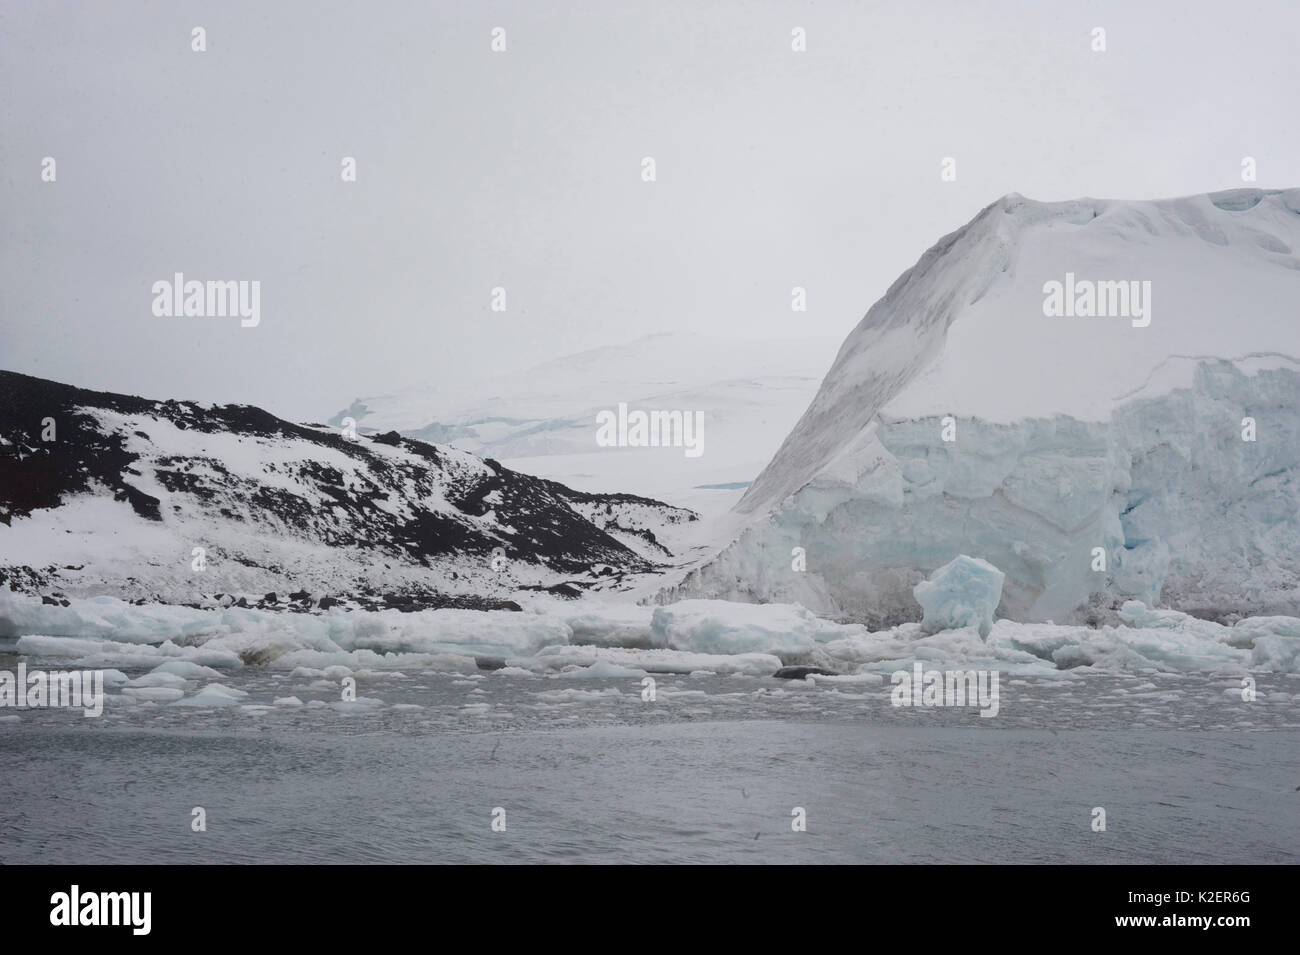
[663,190,1300,626]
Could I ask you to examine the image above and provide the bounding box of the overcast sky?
[3,0,1298,422]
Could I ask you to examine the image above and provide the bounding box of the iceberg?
[913,555,1005,638]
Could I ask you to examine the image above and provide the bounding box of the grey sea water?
[1,652,1297,864]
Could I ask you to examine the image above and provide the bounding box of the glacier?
[328,331,840,515]
[661,189,1300,627]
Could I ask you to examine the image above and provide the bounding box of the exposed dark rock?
[0,369,697,611]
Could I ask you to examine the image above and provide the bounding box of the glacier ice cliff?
[660,190,1300,626]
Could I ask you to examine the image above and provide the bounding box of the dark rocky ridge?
[0,370,696,608]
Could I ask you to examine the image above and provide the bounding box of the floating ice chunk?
[0,592,565,668]
[15,634,243,670]
[1100,626,1244,672]
[555,661,648,679]
[532,687,622,703]
[1252,634,1300,672]
[174,683,249,707]
[1118,602,1229,640]
[273,648,478,674]
[0,592,223,643]
[273,696,303,706]
[650,600,858,655]
[808,672,884,686]
[330,696,383,709]
[150,660,224,680]
[122,686,185,702]
[913,555,1005,639]
[563,603,656,648]
[337,608,573,658]
[175,684,248,707]
[1235,615,1300,641]
[529,644,783,676]
[993,618,1247,673]
[126,672,190,689]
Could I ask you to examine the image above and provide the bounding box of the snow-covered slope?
[0,371,696,609]
[664,189,1300,626]
[328,332,840,515]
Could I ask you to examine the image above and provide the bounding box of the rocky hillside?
[0,371,696,611]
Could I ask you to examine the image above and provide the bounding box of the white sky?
[3,0,1298,422]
